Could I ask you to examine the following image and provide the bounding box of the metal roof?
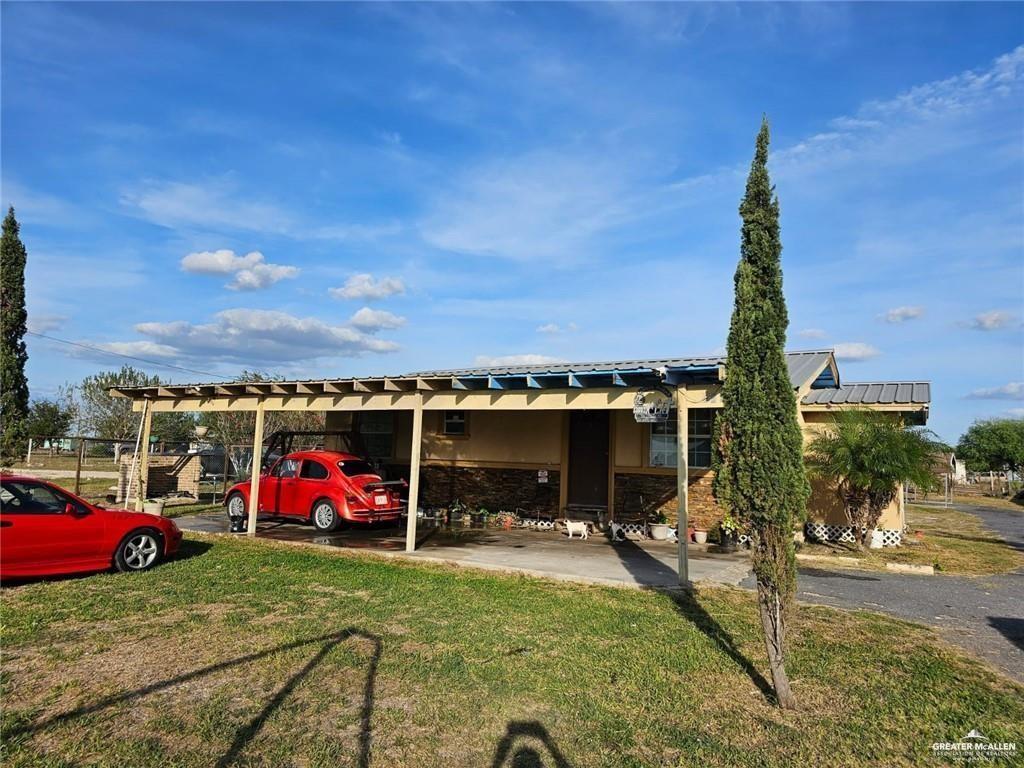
[801,381,931,406]
[413,349,834,389]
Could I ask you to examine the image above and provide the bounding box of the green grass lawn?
[2,535,1022,768]
[798,504,1024,576]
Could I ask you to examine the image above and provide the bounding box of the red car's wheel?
[114,529,163,572]
[311,499,343,532]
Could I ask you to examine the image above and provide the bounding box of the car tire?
[311,499,343,532]
[114,528,163,573]
[226,492,248,532]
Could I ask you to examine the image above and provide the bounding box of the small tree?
[805,410,939,548]
[26,387,78,441]
[1,207,30,462]
[712,118,808,710]
[956,418,1024,476]
[78,365,195,444]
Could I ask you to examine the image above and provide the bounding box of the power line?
[26,331,228,380]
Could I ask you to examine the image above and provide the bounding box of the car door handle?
[0,520,12,528]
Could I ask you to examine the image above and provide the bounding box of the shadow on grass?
[170,538,214,563]
[607,536,775,703]
[988,617,1024,651]
[7,628,381,768]
[491,720,572,768]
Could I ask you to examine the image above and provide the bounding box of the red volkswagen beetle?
[224,450,405,532]
[0,474,182,579]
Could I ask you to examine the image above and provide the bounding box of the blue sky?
[2,2,1022,444]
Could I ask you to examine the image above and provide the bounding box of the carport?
[109,358,735,585]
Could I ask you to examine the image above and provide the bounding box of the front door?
[567,410,610,509]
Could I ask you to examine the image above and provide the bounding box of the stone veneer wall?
[118,454,202,501]
[613,471,723,529]
[421,464,560,515]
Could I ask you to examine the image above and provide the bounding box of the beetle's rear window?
[337,460,376,477]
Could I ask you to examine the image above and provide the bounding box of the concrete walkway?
[177,513,753,588]
[744,502,1024,682]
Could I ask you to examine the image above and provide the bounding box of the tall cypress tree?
[712,119,809,709]
[1,206,30,462]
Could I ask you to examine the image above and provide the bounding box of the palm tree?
[805,410,939,549]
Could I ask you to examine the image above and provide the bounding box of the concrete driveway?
[746,502,1024,682]
[177,513,752,588]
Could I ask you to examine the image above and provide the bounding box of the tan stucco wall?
[614,410,644,468]
[422,410,563,467]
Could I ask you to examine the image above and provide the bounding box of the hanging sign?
[633,390,672,423]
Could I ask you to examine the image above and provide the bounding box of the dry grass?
[2,534,1022,767]
[798,504,1024,576]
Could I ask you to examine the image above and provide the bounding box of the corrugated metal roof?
[801,381,930,406]
[412,349,833,389]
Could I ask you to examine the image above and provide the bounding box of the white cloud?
[90,341,180,358]
[420,151,636,262]
[537,322,579,334]
[965,310,1019,331]
[329,274,406,301]
[797,328,827,339]
[123,308,399,365]
[122,179,292,234]
[880,306,924,323]
[348,307,406,331]
[180,249,264,274]
[473,354,564,367]
[27,313,67,334]
[833,342,881,362]
[967,382,1024,401]
[180,249,299,291]
[1005,408,1024,419]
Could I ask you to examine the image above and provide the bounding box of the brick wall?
[613,471,724,529]
[421,464,560,515]
[119,454,202,501]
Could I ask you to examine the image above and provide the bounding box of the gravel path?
[742,503,1024,682]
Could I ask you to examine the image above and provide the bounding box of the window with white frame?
[442,410,467,436]
[648,409,716,469]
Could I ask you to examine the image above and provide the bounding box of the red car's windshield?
[337,460,376,478]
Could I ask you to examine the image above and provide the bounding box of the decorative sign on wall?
[537,469,549,484]
[633,390,673,423]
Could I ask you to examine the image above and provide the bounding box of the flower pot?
[869,528,885,549]
[718,531,738,553]
[694,529,708,544]
[687,526,696,542]
[143,499,165,516]
[649,523,671,541]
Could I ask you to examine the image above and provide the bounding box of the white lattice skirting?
[805,523,902,547]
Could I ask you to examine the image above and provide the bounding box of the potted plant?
[718,514,741,552]
[649,511,671,541]
[693,527,708,544]
[449,499,466,524]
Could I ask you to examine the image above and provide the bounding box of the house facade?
[112,348,930,555]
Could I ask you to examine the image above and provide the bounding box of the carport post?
[134,402,153,512]
[675,386,689,586]
[405,392,424,553]
[247,400,266,536]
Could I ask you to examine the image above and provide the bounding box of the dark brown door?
[567,410,609,508]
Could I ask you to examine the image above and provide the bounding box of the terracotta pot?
[687,526,696,541]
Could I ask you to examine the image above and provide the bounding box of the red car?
[224,450,405,532]
[0,474,182,579]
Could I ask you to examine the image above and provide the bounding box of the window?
[359,412,393,460]
[688,409,715,469]
[0,481,70,514]
[648,409,717,469]
[300,460,329,480]
[442,410,467,436]
[272,458,300,478]
[337,459,376,478]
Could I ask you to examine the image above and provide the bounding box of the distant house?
[112,348,930,550]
